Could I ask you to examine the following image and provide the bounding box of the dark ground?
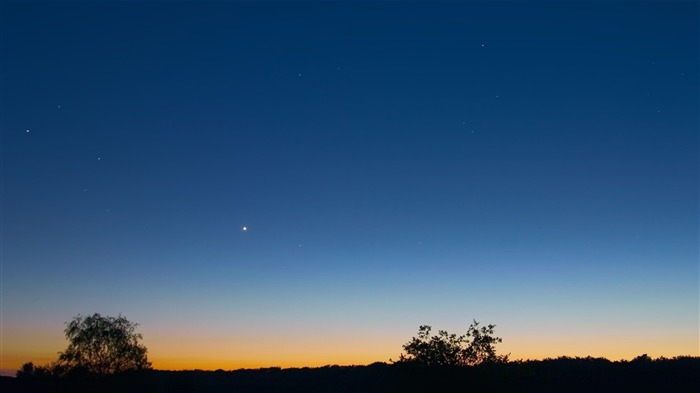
[3,357,698,393]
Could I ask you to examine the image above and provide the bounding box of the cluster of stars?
[23,104,113,213]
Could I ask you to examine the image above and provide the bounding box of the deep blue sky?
[2,1,698,370]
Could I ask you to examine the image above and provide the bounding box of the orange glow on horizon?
[2,325,697,373]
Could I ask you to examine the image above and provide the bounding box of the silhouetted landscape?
[4,356,699,393]
[4,314,699,393]
[3,2,698,391]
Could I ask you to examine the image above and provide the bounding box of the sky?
[1,0,698,375]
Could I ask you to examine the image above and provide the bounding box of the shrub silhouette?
[16,362,53,380]
[397,320,509,366]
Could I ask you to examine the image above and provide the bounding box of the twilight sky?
[1,1,698,374]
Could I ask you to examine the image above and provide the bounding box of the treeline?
[7,314,698,392]
[3,356,699,393]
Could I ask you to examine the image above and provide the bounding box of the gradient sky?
[1,0,698,375]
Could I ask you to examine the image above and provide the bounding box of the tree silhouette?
[462,320,508,365]
[16,362,53,379]
[57,313,151,375]
[398,320,508,366]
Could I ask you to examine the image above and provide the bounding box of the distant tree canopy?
[397,320,509,366]
[16,361,54,379]
[57,313,151,375]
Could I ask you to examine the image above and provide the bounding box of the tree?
[16,362,50,379]
[57,313,151,375]
[16,362,36,378]
[462,320,508,365]
[398,320,508,366]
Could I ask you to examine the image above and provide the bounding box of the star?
[242,226,247,232]
[25,129,30,133]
